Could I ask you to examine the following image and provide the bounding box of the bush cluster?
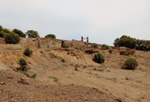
[45,34,56,39]
[101,44,110,50]
[24,47,32,57]
[94,52,105,64]
[124,58,138,70]
[114,35,150,51]
[19,57,28,71]
[13,29,26,38]
[0,25,27,44]
[4,32,20,44]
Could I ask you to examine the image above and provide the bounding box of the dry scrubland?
[0,38,150,102]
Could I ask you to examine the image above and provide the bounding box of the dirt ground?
[0,38,150,102]
[0,70,118,102]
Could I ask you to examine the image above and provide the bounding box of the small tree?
[24,47,32,57]
[124,58,138,70]
[45,34,56,39]
[19,57,28,71]
[94,52,105,64]
[4,32,20,44]
[26,30,39,38]
[13,29,26,38]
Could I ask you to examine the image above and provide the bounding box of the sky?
[0,0,150,45]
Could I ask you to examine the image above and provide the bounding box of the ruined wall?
[20,38,62,49]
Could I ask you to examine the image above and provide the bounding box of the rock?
[0,82,5,85]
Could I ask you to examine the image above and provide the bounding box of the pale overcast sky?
[0,0,150,45]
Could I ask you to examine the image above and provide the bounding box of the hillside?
[0,38,150,102]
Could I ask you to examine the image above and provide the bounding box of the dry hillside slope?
[0,38,150,102]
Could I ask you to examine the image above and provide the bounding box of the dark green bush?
[94,52,105,64]
[26,30,39,38]
[114,35,150,51]
[0,25,2,31]
[24,47,32,57]
[2,29,10,33]
[19,57,28,71]
[13,29,26,37]
[45,34,56,39]
[0,31,7,38]
[61,58,65,63]
[124,58,138,70]
[101,44,110,50]
[4,32,20,44]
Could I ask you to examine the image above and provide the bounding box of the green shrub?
[49,76,59,82]
[19,57,28,71]
[4,32,20,44]
[2,29,10,33]
[0,31,7,38]
[20,71,37,79]
[114,35,150,51]
[75,47,80,50]
[101,44,110,50]
[91,43,98,48]
[24,47,32,57]
[45,34,56,39]
[62,43,68,48]
[61,58,65,62]
[13,29,26,37]
[124,58,138,70]
[0,25,2,31]
[26,30,39,38]
[94,52,105,64]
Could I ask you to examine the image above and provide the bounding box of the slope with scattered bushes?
[0,36,150,102]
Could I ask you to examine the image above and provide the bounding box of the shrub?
[0,25,2,31]
[19,57,28,71]
[45,34,56,39]
[91,43,98,48]
[2,29,10,33]
[61,58,65,62]
[101,44,110,50]
[0,31,7,38]
[13,29,26,37]
[94,52,105,64]
[4,32,20,44]
[114,35,150,51]
[62,43,68,48]
[75,47,80,50]
[26,30,39,38]
[24,47,32,57]
[124,58,138,70]
[20,71,37,79]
